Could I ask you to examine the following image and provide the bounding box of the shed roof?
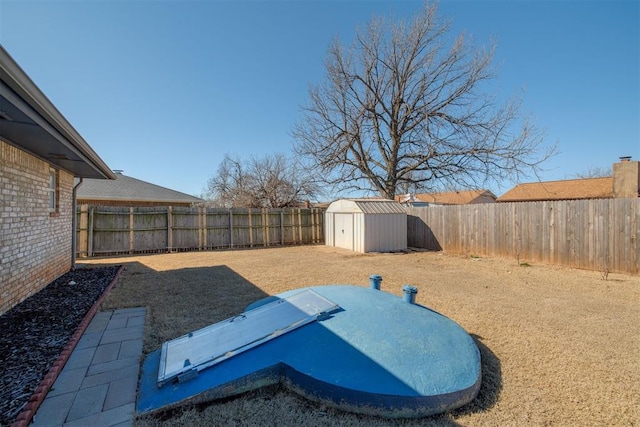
[497,177,613,202]
[77,172,203,204]
[326,199,407,214]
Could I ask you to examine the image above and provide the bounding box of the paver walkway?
[31,308,145,427]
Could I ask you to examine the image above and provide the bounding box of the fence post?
[262,209,266,246]
[248,208,254,247]
[281,210,285,245]
[203,207,209,249]
[229,209,234,248]
[197,206,202,250]
[197,206,201,250]
[310,208,316,243]
[78,204,88,258]
[87,206,94,257]
[289,208,300,245]
[167,206,173,252]
[129,207,134,254]
[298,208,303,244]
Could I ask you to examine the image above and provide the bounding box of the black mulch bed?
[0,266,121,425]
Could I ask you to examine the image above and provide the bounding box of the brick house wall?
[0,140,74,314]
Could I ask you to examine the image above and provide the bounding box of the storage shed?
[325,199,407,253]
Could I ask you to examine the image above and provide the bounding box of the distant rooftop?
[77,171,203,206]
[497,177,613,202]
[397,189,496,205]
[418,189,495,205]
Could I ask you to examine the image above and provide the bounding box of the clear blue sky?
[1,0,638,198]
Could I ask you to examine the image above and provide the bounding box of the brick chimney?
[613,157,640,198]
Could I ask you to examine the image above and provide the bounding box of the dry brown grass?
[83,245,640,426]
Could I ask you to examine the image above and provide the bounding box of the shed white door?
[333,213,354,250]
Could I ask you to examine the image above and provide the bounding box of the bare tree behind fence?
[407,198,640,275]
[77,205,325,257]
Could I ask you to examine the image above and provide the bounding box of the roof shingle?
[397,189,496,205]
[77,172,203,205]
[496,177,613,202]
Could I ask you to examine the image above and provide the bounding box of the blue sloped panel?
[157,289,339,386]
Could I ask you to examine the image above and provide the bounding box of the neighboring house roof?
[418,189,496,205]
[77,172,204,205]
[496,177,613,202]
[397,189,496,205]
[0,45,114,180]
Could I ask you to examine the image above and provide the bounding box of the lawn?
[84,245,639,426]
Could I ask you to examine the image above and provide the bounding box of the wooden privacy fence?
[407,198,640,275]
[76,205,325,257]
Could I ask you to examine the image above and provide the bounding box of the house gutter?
[72,178,83,269]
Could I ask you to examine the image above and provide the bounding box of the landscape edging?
[11,264,126,427]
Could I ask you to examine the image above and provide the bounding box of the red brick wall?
[0,140,74,315]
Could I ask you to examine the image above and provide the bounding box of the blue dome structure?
[138,283,481,418]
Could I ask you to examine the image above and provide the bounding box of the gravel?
[0,266,120,425]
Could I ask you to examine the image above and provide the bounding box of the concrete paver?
[66,384,109,422]
[64,347,97,370]
[30,393,75,426]
[31,308,146,427]
[92,342,121,365]
[46,367,88,398]
[104,376,138,410]
[75,332,103,350]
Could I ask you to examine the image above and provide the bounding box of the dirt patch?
[85,246,639,426]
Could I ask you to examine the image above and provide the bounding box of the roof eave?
[77,196,203,204]
[0,45,115,180]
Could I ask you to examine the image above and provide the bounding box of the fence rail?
[407,198,640,275]
[76,205,325,257]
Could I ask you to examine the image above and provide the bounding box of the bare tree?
[203,155,254,207]
[293,2,555,199]
[204,153,318,208]
[573,166,612,179]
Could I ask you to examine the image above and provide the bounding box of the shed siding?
[363,214,407,252]
[325,212,334,246]
[0,140,74,314]
[353,212,365,253]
